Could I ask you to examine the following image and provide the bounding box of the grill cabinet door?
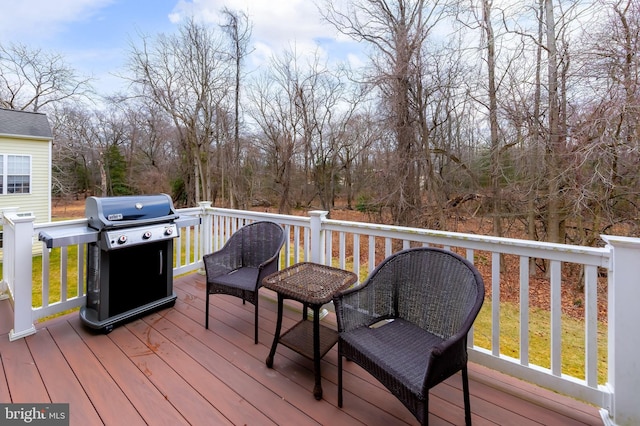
[87,240,173,321]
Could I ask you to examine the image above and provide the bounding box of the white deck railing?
[1,204,639,425]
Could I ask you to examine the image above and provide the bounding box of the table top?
[262,262,358,305]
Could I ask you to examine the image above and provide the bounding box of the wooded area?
[1,0,639,247]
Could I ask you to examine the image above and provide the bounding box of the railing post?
[0,207,18,299]
[3,211,37,341]
[199,201,213,258]
[601,235,640,426]
[309,211,328,264]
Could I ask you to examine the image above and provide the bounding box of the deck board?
[110,320,233,425]
[153,310,319,425]
[0,356,11,404]
[0,333,50,402]
[70,320,190,426]
[47,320,147,425]
[0,272,603,425]
[26,328,102,425]
[126,316,273,425]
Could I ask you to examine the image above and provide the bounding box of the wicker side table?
[263,262,358,400]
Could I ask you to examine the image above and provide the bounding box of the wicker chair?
[203,221,285,344]
[333,247,485,425]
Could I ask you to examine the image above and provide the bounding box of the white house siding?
[0,135,51,223]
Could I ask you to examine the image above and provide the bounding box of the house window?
[0,155,31,194]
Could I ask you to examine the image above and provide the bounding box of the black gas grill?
[40,194,198,333]
[83,194,180,332]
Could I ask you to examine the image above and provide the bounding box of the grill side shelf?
[174,214,201,228]
[38,227,99,249]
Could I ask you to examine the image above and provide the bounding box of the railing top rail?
[323,218,611,268]
[177,207,205,215]
[29,208,611,268]
[205,207,311,227]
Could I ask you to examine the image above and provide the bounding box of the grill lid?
[86,194,178,230]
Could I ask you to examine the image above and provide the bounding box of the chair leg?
[462,366,472,425]
[205,291,210,329]
[423,392,429,426]
[337,342,343,407]
[254,293,259,344]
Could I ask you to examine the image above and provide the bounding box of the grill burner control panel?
[102,222,178,250]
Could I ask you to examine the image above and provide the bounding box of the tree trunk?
[545,0,563,244]
[484,0,502,239]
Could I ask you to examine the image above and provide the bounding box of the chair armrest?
[425,302,481,389]
[428,282,483,362]
[203,245,241,280]
[257,250,280,270]
[333,279,393,333]
[425,335,469,390]
[334,249,404,333]
[256,252,280,284]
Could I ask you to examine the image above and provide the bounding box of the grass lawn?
[473,301,608,384]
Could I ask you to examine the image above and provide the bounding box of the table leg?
[312,304,322,400]
[266,294,284,368]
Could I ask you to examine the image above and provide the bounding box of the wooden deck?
[0,272,603,425]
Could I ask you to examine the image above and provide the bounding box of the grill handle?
[159,250,163,275]
[94,215,178,230]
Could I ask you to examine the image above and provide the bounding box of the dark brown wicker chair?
[333,247,485,425]
[203,221,285,344]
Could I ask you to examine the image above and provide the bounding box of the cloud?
[0,0,364,95]
[168,0,352,67]
[170,0,334,40]
[0,0,115,44]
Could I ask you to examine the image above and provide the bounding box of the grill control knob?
[117,235,127,245]
[164,227,174,236]
[143,231,152,239]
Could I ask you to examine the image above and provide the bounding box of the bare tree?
[119,99,177,196]
[50,106,96,197]
[221,8,252,208]
[481,0,503,238]
[542,0,566,243]
[0,42,92,112]
[568,0,640,240]
[413,34,476,228]
[128,18,233,206]
[52,104,127,197]
[491,0,587,244]
[321,0,448,226]
[339,110,380,210]
[246,49,303,214]
[294,55,364,210]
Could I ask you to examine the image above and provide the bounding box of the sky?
[0,0,363,96]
